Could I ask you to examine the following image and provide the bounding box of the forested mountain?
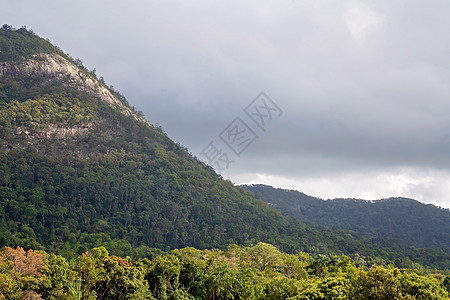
[1,25,450,272]
[242,184,450,249]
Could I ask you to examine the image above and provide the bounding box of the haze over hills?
[0,25,450,271]
[242,184,450,249]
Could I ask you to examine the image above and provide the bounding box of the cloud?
[234,167,450,208]
[344,2,384,40]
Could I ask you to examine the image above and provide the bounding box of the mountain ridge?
[242,184,450,249]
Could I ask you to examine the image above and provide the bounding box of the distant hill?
[242,184,450,249]
[1,25,450,269]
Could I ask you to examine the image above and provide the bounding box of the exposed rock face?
[16,124,91,138]
[0,53,145,123]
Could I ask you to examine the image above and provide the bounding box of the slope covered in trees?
[0,24,66,62]
[1,25,450,272]
[242,184,450,249]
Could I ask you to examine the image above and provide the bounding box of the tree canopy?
[1,244,448,299]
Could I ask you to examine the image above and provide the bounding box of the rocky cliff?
[0,53,143,122]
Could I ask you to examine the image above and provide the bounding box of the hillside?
[1,25,450,270]
[0,26,300,255]
[242,184,450,249]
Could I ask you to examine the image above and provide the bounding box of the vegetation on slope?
[0,24,65,62]
[243,184,450,249]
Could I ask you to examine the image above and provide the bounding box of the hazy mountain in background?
[242,184,450,249]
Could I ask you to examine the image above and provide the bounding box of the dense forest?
[1,244,449,299]
[242,184,450,249]
[1,25,450,298]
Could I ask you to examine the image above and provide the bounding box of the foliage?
[0,244,448,299]
[243,184,450,249]
[0,25,65,62]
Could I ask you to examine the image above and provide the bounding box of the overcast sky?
[2,0,450,208]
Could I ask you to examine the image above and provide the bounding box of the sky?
[2,0,450,208]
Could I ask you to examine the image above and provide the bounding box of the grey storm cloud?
[2,0,450,207]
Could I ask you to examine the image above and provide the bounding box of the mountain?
[0,25,299,254]
[242,184,450,249]
[1,25,449,269]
